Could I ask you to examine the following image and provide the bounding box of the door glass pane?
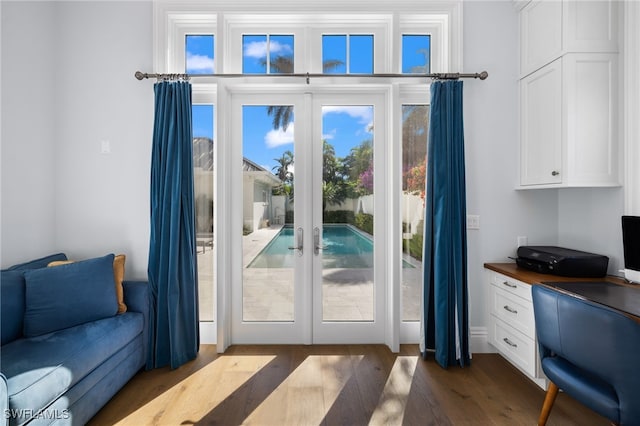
[349,35,373,74]
[401,105,429,321]
[402,35,431,74]
[193,105,215,322]
[321,105,374,321]
[242,105,295,321]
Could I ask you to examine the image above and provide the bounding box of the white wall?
[53,1,153,279]
[1,0,628,331]
[463,1,559,327]
[1,1,154,279]
[464,1,627,331]
[558,188,625,275]
[1,2,58,267]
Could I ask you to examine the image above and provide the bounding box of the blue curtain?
[420,80,470,368]
[147,81,199,369]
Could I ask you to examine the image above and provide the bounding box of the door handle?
[288,227,303,256]
[314,227,326,255]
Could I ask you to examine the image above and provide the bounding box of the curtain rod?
[134,70,488,83]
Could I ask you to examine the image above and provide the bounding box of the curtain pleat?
[147,81,199,370]
[420,80,471,368]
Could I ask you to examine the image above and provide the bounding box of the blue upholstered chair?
[532,284,640,426]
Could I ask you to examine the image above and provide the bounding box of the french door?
[230,88,388,344]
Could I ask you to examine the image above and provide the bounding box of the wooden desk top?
[485,262,640,321]
[484,262,629,286]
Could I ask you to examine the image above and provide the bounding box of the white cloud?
[265,124,295,148]
[323,106,374,134]
[186,53,214,72]
[244,40,293,59]
[322,129,337,140]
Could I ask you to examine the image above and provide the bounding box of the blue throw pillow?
[23,254,118,337]
[1,270,26,345]
[6,253,67,271]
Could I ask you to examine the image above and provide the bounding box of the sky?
[186,33,429,174]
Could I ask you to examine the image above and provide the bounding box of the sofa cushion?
[5,253,67,271]
[23,254,118,337]
[2,312,143,426]
[48,254,128,314]
[1,271,26,345]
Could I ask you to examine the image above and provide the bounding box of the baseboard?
[470,326,494,354]
[199,321,216,344]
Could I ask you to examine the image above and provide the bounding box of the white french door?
[230,87,388,344]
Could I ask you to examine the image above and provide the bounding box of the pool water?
[248,225,415,269]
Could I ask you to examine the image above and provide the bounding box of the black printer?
[516,246,609,278]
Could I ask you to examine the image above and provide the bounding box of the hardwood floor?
[89,345,608,426]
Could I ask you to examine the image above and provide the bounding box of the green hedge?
[354,213,374,235]
[403,220,424,261]
[323,210,355,224]
[285,210,294,224]
[407,232,423,260]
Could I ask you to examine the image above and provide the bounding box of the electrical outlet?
[517,236,528,248]
[466,215,480,230]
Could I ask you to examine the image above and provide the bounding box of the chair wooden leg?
[538,381,559,426]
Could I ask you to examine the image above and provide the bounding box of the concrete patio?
[196,225,422,324]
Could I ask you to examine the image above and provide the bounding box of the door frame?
[219,83,397,349]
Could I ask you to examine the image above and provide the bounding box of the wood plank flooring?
[89,345,608,426]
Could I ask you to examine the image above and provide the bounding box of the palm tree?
[265,57,344,131]
[272,150,293,183]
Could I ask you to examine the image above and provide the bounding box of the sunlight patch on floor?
[117,355,276,425]
[369,355,419,425]
[242,354,365,425]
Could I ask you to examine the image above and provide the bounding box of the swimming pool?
[248,225,414,269]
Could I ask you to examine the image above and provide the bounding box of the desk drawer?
[490,272,532,302]
[489,284,535,337]
[490,315,538,378]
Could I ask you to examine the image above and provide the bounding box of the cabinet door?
[564,53,619,186]
[520,0,562,77]
[563,0,619,54]
[520,59,562,186]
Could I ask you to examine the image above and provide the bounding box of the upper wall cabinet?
[520,54,619,188]
[520,0,618,78]
[518,0,620,189]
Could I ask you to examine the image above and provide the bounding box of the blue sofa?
[0,253,148,426]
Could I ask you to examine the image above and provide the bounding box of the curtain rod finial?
[135,71,146,80]
[479,71,488,80]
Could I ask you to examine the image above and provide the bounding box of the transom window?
[322,34,374,74]
[242,34,295,74]
[402,34,431,74]
[185,35,215,74]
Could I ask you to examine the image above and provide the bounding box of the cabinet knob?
[551,170,560,176]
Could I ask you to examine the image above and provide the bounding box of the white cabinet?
[520,0,562,77]
[520,0,619,77]
[520,54,619,187]
[486,270,547,389]
[518,0,620,188]
[520,58,562,186]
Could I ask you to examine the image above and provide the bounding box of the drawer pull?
[503,338,518,348]
[502,281,517,289]
[503,305,518,314]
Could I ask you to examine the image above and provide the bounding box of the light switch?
[101,140,111,154]
[466,215,480,230]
